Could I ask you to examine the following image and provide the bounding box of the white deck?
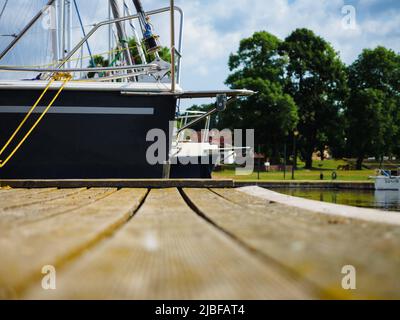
[0,80,183,93]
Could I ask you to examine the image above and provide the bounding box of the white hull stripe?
[0,106,155,115]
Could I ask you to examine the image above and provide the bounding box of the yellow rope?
[0,73,72,168]
[0,78,55,158]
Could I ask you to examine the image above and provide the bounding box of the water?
[272,188,400,212]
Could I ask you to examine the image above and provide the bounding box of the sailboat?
[0,0,252,179]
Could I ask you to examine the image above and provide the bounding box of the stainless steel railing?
[0,3,184,90]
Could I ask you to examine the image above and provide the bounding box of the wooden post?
[283,143,287,180]
[257,145,261,180]
[292,130,299,180]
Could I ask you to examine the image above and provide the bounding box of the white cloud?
[0,0,399,100]
[172,0,399,96]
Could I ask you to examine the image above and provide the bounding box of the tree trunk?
[305,153,313,169]
[356,157,363,170]
[293,153,298,170]
[270,148,281,165]
[320,148,325,161]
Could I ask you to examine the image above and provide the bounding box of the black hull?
[0,88,176,179]
[170,156,217,179]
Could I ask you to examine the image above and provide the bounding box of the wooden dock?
[0,185,399,300]
[0,179,375,189]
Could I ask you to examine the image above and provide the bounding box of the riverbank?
[213,159,380,182]
[213,168,375,181]
[271,187,400,211]
[234,180,375,190]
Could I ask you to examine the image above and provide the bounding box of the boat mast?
[123,1,147,64]
[65,0,72,68]
[58,0,65,66]
[131,0,146,32]
[50,1,59,64]
[131,0,160,58]
[170,0,175,92]
[108,1,113,64]
[109,0,134,67]
[59,0,72,68]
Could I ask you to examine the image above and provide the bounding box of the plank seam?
[18,189,119,226]
[209,188,276,206]
[15,189,150,298]
[179,188,330,299]
[1,188,88,211]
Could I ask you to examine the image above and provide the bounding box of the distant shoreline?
[234,180,375,190]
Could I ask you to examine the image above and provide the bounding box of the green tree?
[346,47,400,169]
[224,31,298,162]
[280,28,348,169]
[128,38,171,63]
[87,55,109,78]
[348,46,399,94]
[346,89,393,169]
[87,39,172,79]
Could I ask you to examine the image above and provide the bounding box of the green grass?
[213,159,375,181]
[213,169,374,181]
[298,159,348,170]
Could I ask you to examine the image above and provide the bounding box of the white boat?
[170,110,252,178]
[170,110,222,178]
[371,170,400,190]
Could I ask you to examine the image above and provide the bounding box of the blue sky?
[0,0,399,105]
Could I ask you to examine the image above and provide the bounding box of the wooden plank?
[0,179,234,189]
[24,188,318,300]
[0,188,86,211]
[183,188,400,299]
[0,188,57,201]
[0,180,376,190]
[0,188,115,227]
[0,188,147,299]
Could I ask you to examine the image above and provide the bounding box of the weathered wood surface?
[0,188,147,299]
[0,188,84,211]
[185,188,400,299]
[0,186,399,300]
[0,179,235,189]
[0,188,114,227]
[26,188,315,300]
[0,179,375,190]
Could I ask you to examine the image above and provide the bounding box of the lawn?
[213,159,376,181]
